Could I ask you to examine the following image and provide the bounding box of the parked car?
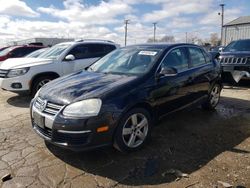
[0,45,45,62]
[0,40,119,95]
[219,39,250,83]
[25,47,50,58]
[30,43,222,152]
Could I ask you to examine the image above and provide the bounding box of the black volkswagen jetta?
[31,43,222,152]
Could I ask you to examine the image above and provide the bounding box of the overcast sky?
[0,0,248,46]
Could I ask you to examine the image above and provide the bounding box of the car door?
[187,47,212,99]
[62,44,113,75]
[61,44,90,75]
[152,47,193,117]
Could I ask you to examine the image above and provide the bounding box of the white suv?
[0,40,119,95]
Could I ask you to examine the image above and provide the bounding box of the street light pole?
[219,4,225,45]
[153,22,157,42]
[124,19,129,46]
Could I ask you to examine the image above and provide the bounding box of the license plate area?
[223,66,234,72]
[33,112,45,129]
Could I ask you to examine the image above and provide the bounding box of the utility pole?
[124,19,129,46]
[219,4,225,45]
[153,22,157,42]
[185,32,188,43]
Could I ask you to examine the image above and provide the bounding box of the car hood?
[0,58,53,69]
[39,71,138,104]
[220,51,250,58]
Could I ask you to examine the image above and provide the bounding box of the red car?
[0,45,45,61]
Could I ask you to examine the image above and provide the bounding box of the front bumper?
[30,99,121,151]
[0,76,30,93]
[221,65,250,82]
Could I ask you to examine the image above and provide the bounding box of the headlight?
[63,99,102,118]
[7,68,29,78]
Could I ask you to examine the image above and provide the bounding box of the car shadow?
[46,96,250,186]
[7,94,32,108]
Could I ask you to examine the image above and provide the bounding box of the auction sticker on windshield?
[138,51,158,56]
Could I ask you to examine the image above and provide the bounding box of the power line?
[124,19,130,46]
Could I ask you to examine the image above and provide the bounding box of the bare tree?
[147,35,176,43]
[147,38,157,43]
[210,33,220,46]
[160,35,175,43]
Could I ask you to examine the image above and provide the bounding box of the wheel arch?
[30,72,60,91]
[209,77,223,93]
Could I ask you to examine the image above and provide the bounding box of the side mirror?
[219,47,224,52]
[64,54,75,61]
[158,67,178,77]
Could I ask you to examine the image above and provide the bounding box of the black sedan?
[30,43,222,152]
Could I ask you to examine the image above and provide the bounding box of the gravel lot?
[0,82,250,188]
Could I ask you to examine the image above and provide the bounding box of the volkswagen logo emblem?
[38,100,47,112]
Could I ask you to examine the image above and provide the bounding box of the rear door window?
[188,47,207,67]
[87,44,116,58]
[202,50,212,63]
[11,47,41,57]
[161,47,189,72]
[25,47,41,55]
[10,48,26,57]
[67,44,116,60]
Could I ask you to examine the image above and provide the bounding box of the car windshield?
[0,46,16,56]
[38,44,70,59]
[224,40,250,52]
[25,48,49,58]
[88,47,163,75]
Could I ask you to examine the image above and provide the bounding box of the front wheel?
[31,76,54,97]
[202,83,221,110]
[113,108,152,152]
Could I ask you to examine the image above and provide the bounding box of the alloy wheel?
[122,113,149,148]
[37,79,51,91]
[210,85,220,107]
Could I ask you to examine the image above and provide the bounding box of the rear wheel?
[113,108,152,152]
[202,83,221,110]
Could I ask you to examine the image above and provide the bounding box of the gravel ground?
[0,82,249,188]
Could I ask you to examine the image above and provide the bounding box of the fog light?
[11,83,22,89]
[97,126,109,133]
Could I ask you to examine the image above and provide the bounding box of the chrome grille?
[0,69,8,78]
[220,57,248,65]
[35,97,63,116]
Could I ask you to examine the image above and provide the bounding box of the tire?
[202,83,221,110]
[31,76,54,97]
[113,108,152,152]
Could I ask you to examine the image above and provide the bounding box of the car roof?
[57,40,118,46]
[7,45,44,50]
[126,43,200,50]
[231,39,250,42]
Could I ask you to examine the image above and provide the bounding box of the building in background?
[7,38,74,47]
[222,16,250,45]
